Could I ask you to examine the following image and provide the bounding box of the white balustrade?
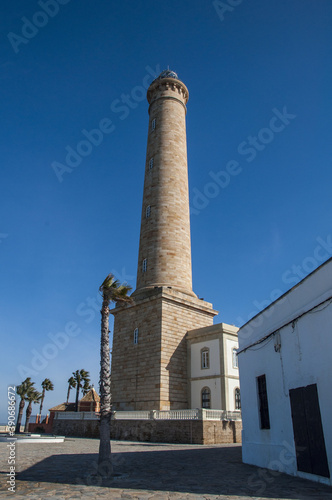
[55,409,241,421]
[154,409,200,420]
[112,411,151,420]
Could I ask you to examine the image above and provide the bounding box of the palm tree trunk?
[66,385,71,404]
[15,399,25,434]
[75,384,80,412]
[39,389,45,415]
[24,402,32,432]
[98,297,113,476]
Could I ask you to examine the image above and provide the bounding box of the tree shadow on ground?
[15,446,332,499]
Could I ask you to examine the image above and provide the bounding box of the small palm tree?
[72,369,90,411]
[24,388,42,432]
[98,273,133,477]
[15,378,35,433]
[66,376,77,404]
[39,378,54,416]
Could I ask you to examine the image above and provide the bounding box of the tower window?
[201,348,210,369]
[134,328,139,344]
[149,157,154,170]
[151,118,156,130]
[142,258,147,272]
[235,388,241,409]
[146,205,151,218]
[201,387,211,409]
[257,374,270,429]
[232,348,238,368]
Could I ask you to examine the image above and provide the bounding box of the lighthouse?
[134,69,194,297]
[111,70,218,411]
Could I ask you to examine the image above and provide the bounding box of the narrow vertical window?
[146,205,151,218]
[151,118,156,130]
[134,328,138,345]
[257,375,270,429]
[142,258,147,272]
[149,157,154,170]
[201,348,209,369]
[235,388,241,409]
[201,387,211,409]
[232,348,238,368]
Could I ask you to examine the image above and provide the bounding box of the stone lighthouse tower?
[111,70,217,411]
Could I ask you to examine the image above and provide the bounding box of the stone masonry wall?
[111,288,217,411]
[52,419,242,444]
[111,294,163,411]
[159,290,217,410]
[136,77,192,296]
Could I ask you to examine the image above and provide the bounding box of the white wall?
[238,259,332,485]
[227,377,240,412]
[225,338,239,377]
[191,378,222,409]
[190,339,220,378]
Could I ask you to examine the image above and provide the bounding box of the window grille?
[235,388,241,409]
[201,387,211,409]
[257,375,270,429]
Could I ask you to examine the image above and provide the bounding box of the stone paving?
[1,438,332,499]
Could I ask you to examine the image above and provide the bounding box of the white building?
[238,257,332,485]
[187,323,240,411]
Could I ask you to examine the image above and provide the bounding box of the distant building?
[29,388,100,434]
[78,388,100,412]
[238,258,332,485]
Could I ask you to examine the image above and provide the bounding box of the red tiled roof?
[49,402,76,412]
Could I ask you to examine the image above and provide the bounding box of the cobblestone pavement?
[1,438,332,499]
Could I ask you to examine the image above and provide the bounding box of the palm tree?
[39,378,54,417]
[66,376,77,404]
[15,378,35,433]
[72,369,90,411]
[82,380,92,396]
[24,388,42,432]
[98,273,133,476]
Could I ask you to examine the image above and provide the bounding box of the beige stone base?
[111,287,218,411]
[52,419,241,445]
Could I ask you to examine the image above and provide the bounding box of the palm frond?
[26,388,42,403]
[41,378,54,391]
[99,274,120,294]
[16,377,35,398]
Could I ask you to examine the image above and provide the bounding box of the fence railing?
[55,409,241,421]
[54,411,99,420]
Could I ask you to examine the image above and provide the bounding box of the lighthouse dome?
[157,69,179,80]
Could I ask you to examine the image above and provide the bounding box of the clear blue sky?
[1,0,331,423]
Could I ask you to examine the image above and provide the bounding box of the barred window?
[235,388,241,409]
[151,118,156,130]
[134,328,139,344]
[257,375,270,429]
[142,258,147,273]
[201,387,211,409]
[146,205,151,218]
